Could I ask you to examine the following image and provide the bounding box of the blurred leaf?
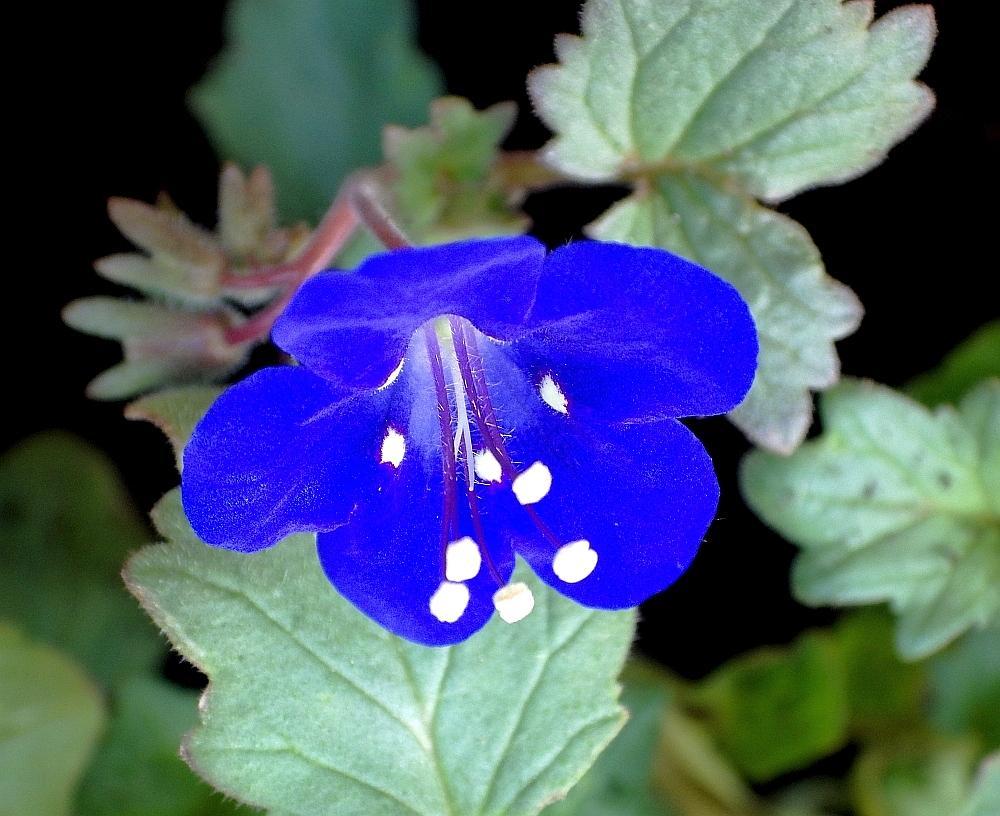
[100,197,227,305]
[743,379,1000,659]
[0,622,106,816]
[63,298,222,340]
[0,433,161,688]
[384,96,527,241]
[126,386,224,468]
[76,677,244,816]
[531,0,935,452]
[908,322,1000,407]
[959,755,1000,816]
[70,165,310,400]
[544,662,677,816]
[63,298,248,401]
[851,736,979,816]
[192,0,442,220]
[681,631,850,782]
[125,490,635,816]
[653,699,760,816]
[929,628,1000,750]
[767,781,847,816]
[834,609,926,738]
[97,168,305,308]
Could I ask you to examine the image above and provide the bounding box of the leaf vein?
[478,610,595,812]
[167,568,428,751]
[204,742,430,816]
[667,0,801,155]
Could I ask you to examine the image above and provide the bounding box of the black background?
[7,1,998,678]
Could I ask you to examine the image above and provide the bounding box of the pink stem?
[222,172,411,347]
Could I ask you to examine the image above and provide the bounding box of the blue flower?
[181,237,757,645]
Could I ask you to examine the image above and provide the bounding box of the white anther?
[492,582,535,623]
[512,462,552,505]
[539,374,569,414]
[445,536,482,582]
[429,581,470,623]
[474,449,503,483]
[379,428,406,467]
[552,539,598,583]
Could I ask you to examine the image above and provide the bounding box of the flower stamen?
[552,539,598,583]
[512,462,552,505]
[445,536,482,582]
[429,581,470,623]
[492,582,535,623]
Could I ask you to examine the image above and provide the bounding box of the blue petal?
[316,451,514,646]
[475,337,719,609]
[515,241,757,421]
[272,236,546,389]
[183,339,514,645]
[181,366,382,552]
[493,419,717,609]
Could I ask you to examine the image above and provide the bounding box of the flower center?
[417,315,597,625]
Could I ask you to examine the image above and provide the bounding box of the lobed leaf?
[125,491,636,816]
[531,0,935,451]
[742,379,1000,659]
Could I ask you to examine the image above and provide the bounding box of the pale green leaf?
[531,0,934,451]
[76,677,245,816]
[125,491,635,816]
[85,360,193,401]
[95,254,222,306]
[742,379,1000,659]
[0,433,162,688]
[530,0,933,197]
[591,173,860,452]
[908,322,1000,407]
[63,299,247,400]
[126,386,224,468]
[63,298,213,340]
[0,623,106,816]
[100,197,225,304]
[192,0,441,220]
